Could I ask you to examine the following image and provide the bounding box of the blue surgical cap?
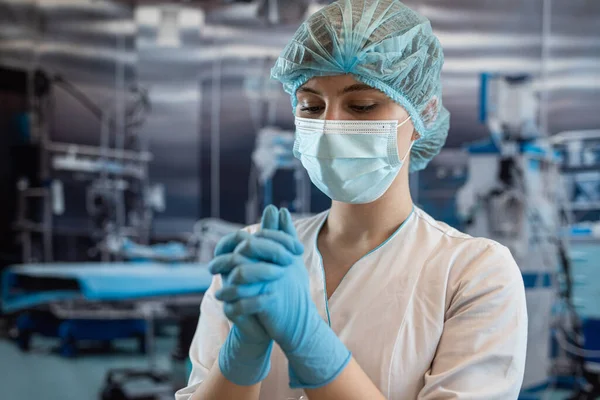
[271,0,450,172]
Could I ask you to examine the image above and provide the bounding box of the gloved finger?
[216,282,266,302]
[254,229,304,255]
[261,205,279,231]
[279,208,299,239]
[228,262,287,285]
[213,205,279,257]
[234,237,293,266]
[223,294,273,318]
[214,230,253,256]
[229,315,269,339]
[208,253,255,275]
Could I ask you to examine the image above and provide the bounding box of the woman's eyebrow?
[297,84,377,96]
[339,84,376,95]
[297,87,322,95]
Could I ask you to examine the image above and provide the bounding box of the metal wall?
[136,5,203,234]
[1,0,598,236]
[419,0,600,145]
[0,0,136,143]
[0,0,136,234]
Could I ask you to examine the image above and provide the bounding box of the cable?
[52,75,104,120]
[555,330,600,358]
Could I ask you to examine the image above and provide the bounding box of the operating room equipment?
[11,68,162,263]
[102,235,193,263]
[547,129,600,399]
[457,73,600,399]
[2,262,211,357]
[270,0,450,174]
[550,130,600,223]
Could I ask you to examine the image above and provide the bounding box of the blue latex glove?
[214,207,352,389]
[210,206,288,386]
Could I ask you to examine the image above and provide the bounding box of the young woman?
[176,1,527,399]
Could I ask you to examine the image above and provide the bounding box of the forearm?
[286,313,384,399]
[304,357,385,400]
[190,360,262,400]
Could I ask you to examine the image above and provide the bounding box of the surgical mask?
[293,116,414,204]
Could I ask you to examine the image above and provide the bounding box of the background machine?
[458,74,600,399]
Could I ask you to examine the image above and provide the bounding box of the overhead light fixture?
[256,0,312,25]
[305,1,327,18]
[157,5,181,47]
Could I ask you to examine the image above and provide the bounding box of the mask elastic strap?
[400,139,415,164]
[387,116,413,166]
[397,116,411,129]
[398,116,414,164]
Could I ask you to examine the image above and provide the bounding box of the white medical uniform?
[176,207,528,400]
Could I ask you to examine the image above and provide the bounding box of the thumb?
[231,315,269,341]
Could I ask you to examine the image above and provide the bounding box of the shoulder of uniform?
[413,207,473,241]
[242,223,260,234]
[413,207,521,287]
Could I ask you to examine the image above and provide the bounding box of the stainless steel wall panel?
[1,0,598,229]
[136,5,202,234]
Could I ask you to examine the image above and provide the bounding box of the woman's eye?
[350,104,378,113]
[300,106,324,114]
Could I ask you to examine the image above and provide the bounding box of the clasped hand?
[209,205,351,389]
[210,205,312,354]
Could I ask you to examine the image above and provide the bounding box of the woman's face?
[295,74,417,157]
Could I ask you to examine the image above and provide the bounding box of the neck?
[324,174,414,243]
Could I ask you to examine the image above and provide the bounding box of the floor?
[0,329,579,400]
[0,330,182,400]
